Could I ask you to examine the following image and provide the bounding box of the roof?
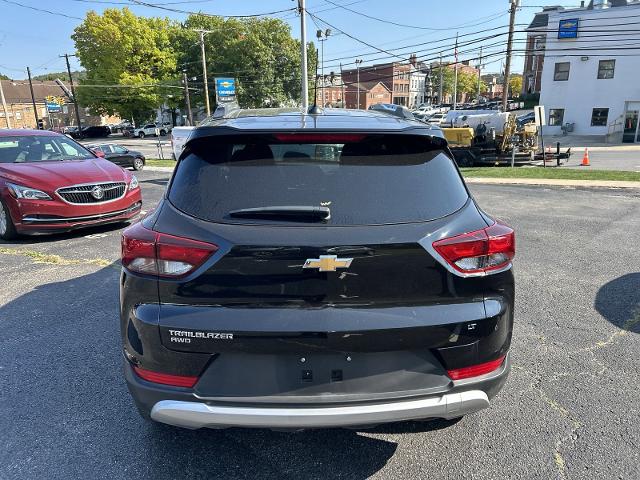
[0,129,64,137]
[353,81,391,92]
[0,80,69,104]
[528,13,549,29]
[196,108,433,134]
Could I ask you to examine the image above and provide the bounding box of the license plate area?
[194,350,451,400]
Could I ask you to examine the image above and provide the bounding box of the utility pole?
[60,53,83,132]
[0,79,11,128]
[299,0,309,110]
[194,30,213,117]
[477,46,483,102]
[453,33,459,111]
[339,62,345,107]
[438,53,443,104]
[355,58,363,109]
[26,67,40,129]
[316,29,331,107]
[502,0,519,112]
[182,71,193,125]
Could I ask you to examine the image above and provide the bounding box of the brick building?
[341,62,411,106]
[315,74,346,107]
[344,81,391,110]
[0,79,120,130]
[481,74,505,100]
[522,9,551,94]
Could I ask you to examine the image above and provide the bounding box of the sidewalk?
[544,134,640,151]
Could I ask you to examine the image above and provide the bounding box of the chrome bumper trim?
[22,203,141,224]
[150,390,490,429]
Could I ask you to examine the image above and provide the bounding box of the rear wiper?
[228,206,331,222]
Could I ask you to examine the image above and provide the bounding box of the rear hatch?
[152,132,491,399]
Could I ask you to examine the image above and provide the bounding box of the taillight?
[133,366,198,388]
[432,221,515,275]
[121,222,218,278]
[447,355,506,380]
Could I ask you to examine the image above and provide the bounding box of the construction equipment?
[444,112,571,167]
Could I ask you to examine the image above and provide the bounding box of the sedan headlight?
[129,175,139,190]
[6,182,52,200]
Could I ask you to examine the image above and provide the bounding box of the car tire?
[159,129,167,136]
[138,132,145,139]
[0,199,18,241]
[133,158,145,171]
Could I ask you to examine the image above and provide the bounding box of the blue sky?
[0,0,578,79]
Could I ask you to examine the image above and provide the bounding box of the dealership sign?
[215,78,236,103]
[558,19,579,39]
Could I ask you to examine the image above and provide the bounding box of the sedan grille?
[57,182,126,204]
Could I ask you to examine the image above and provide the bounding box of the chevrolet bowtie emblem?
[303,255,353,272]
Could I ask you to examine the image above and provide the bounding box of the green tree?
[0,73,10,80]
[509,75,523,99]
[72,8,178,122]
[33,71,85,82]
[178,14,316,109]
[431,66,485,102]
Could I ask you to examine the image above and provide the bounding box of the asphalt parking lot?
[1,172,639,480]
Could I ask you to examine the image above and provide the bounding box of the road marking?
[85,233,110,239]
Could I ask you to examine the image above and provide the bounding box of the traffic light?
[37,119,45,130]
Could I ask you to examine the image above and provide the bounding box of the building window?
[591,108,609,126]
[554,62,570,81]
[597,60,615,79]
[549,109,565,126]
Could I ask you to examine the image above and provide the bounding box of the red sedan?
[0,129,142,240]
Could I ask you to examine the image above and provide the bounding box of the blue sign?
[46,102,61,113]
[215,77,236,102]
[558,18,579,39]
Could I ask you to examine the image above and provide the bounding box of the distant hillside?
[32,71,85,82]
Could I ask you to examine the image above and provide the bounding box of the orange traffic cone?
[581,148,590,166]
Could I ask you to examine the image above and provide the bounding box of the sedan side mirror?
[91,149,105,158]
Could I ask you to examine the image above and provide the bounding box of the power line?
[0,0,83,20]
[321,0,509,32]
[126,0,298,18]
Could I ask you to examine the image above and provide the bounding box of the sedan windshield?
[0,135,94,163]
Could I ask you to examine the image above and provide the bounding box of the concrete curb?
[465,177,640,189]
[145,166,175,172]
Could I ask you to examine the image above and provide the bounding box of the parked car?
[517,112,536,128]
[0,129,142,239]
[70,125,111,139]
[133,123,168,138]
[170,126,195,160]
[121,125,135,138]
[86,143,146,171]
[427,112,446,125]
[120,107,515,430]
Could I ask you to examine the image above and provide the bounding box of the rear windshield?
[0,135,94,163]
[168,134,468,226]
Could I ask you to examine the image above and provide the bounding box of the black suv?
[120,108,515,430]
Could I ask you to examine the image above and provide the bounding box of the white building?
[409,69,426,108]
[538,0,640,142]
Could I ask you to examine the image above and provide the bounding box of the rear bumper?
[150,390,490,429]
[125,355,510,429]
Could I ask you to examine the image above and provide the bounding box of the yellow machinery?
[442,127,475,146]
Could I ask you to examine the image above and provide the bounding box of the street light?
[355,58,363,109]
[316,29,331,107]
